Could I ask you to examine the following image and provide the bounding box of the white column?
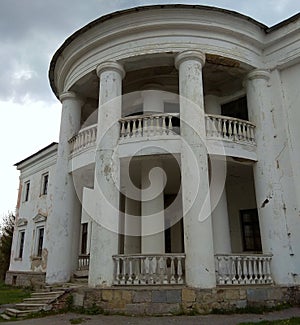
[45,91,83,284]
[124,197,141,254]
[141,159,165,254]
[88,61,125,287]
[245,70,294,285]
[205,94,221,115]
[175,50,216,288]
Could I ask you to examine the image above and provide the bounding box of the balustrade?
[215,254,273,285]
[113,254,185,285]
[78,254,90,270]
[119,113,179,139]
[69,124,97,154]
[206,114,256,145]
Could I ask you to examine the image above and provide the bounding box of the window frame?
[24,181,30,202]
[17,230,26,259]
[35,226,44,257]
[41,172,49,196]
[240,209,262,253]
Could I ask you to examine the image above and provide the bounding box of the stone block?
[72,292,84,307]
[182,288,196,302]
[267,288,283,301]
[152,290,167,303]
[166,290,181,303]
[225,288,241,300]
[145,303,180,315]
[247,288,268,302]
[122,290,132,303]
[102,289,113,302]
[132,290,151,303]
[126,303,146,315]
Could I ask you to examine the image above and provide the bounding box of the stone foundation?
[5,271,46,288]
[72,285,300,315]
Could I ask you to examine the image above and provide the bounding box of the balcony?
[68,113,256,163]
[215,254,273,285]
[112,254,185,286]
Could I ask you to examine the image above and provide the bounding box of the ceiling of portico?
[71,54,249,102]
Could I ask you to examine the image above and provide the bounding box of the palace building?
[6,5,300,312]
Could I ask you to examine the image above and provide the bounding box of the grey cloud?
[0,0,299,103]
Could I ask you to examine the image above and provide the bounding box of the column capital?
[96,61,126,79]
[175,50,206,69]
[59,91,84,105]
[246,69,271,82]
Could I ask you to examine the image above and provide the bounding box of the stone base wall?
[5,271,46,288]
[72,286,300,315]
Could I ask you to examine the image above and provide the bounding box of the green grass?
[239,317,300,325]
[0,281,31,305]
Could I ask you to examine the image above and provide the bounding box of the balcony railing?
[78,254,90,271]
[119,113,179,140]
[113,254,185,285]
[215,254,273,285]
[68,114,256,155]
[69,124,97,154]
[206,114,256,145]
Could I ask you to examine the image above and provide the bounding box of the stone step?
[73,270,89,278]
[31,290,65,297]
[0,313,11,320]
[15,303,47,311]
[23,297,54,304]
[5,308,40,318]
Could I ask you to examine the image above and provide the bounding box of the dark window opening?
[241,209,262,252]
[24,182,30,201]
[221,96,248,121]
[37,228,44,257]
[81,223,88,254]
[42,174,49,195]
[18,231,25,258]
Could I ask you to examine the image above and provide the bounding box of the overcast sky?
[0,0,299,221]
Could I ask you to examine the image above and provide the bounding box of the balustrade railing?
[78,254,90,270]
[215,254,273,285]
[119,113,179,140]
[206,114,256,145]
[69,124,97,154]
[113,254,185,285]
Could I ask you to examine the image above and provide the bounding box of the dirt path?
[3,307,300,325]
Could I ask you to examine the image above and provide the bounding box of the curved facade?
[7,5,300,301]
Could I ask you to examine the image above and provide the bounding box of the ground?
[1,307,299,324]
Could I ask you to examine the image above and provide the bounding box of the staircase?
[1,288,66,320]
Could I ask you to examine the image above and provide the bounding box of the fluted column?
[175,50,216,288]
[46,91,83,284]
[245,69,294,285]
[88,61,125,287]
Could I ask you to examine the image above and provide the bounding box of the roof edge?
[14,142,58,167]
[49,4,269,99]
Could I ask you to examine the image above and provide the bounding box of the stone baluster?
[114,257,120,284]
[217,117,222,138]
[162,115,167,135]
[168,115,173,133]
[170,256,176,284]
[228,119,233,139]
[162,256,168,284]
[120,257,126,285]
[143,117,148,136]
[242,257,248,284]
[120,121,125,138]
[137,118,142,137]
[133,258,140,285]
[140,257,146,285]
[177,257,183,284]
[233,120,238,141]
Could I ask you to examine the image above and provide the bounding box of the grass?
[0,281,31,305]
[239,317,300,324]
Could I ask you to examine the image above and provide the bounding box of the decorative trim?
[33,214,47,223]
[175,50,206,69]
[96,61,126,79]
[16,218,28,227]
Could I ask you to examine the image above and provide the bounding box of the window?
[41,173,49,195]
[24,181,30,201]
[240,209,262,252]
[18,230,25,259]
[221,96,248,120]
[81,223,88,254]
[36,227,44,257]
